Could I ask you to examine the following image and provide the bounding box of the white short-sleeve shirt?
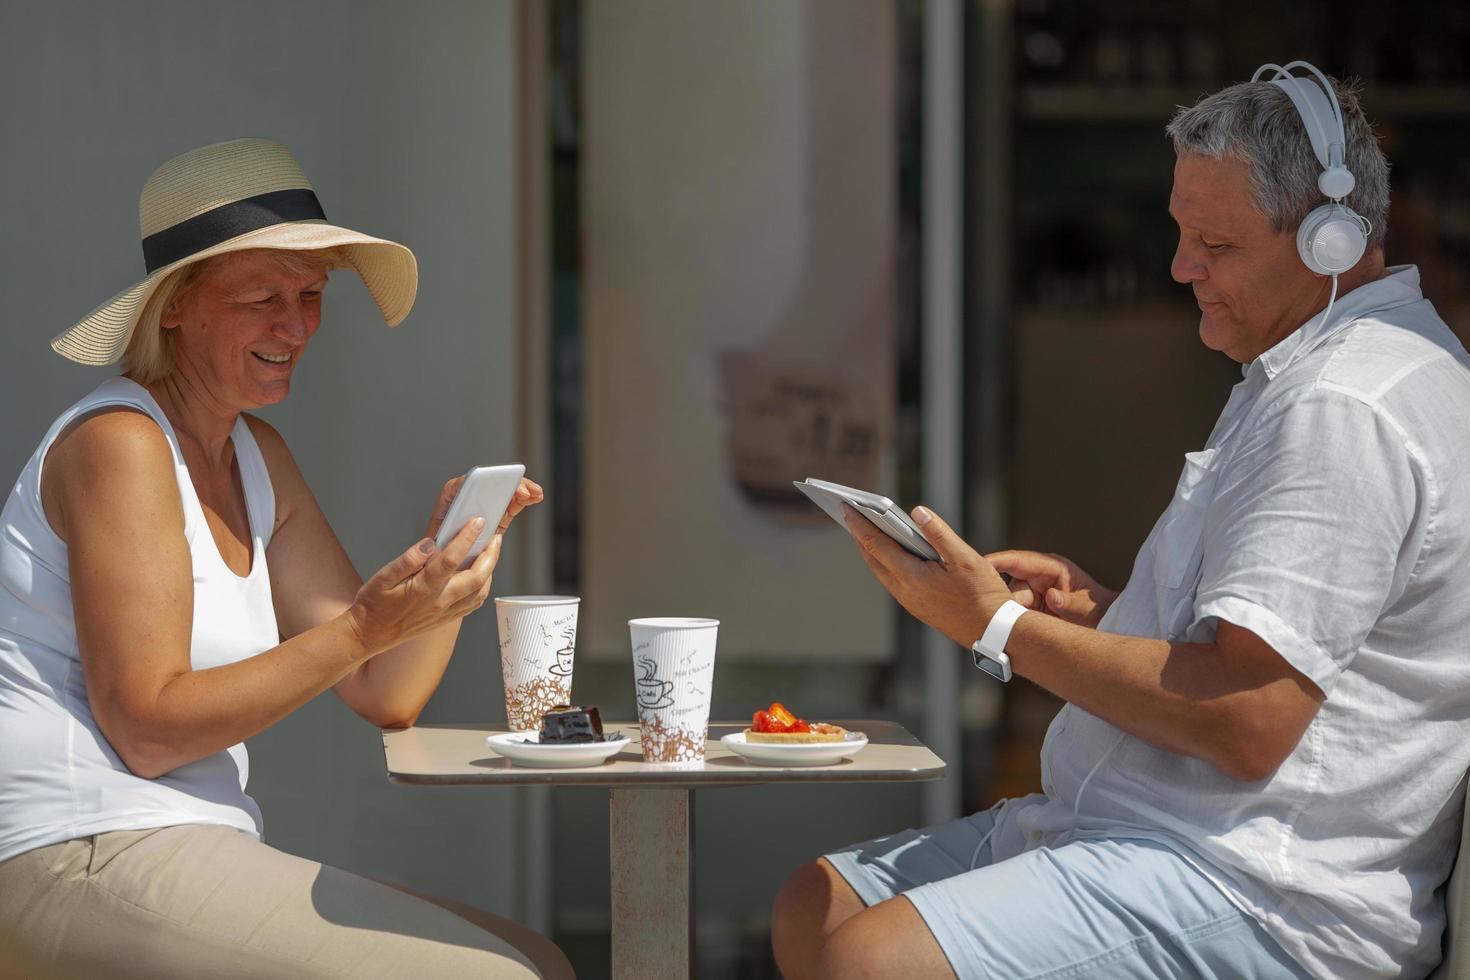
[993,267,1470,979]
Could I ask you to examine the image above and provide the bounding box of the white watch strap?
[979,599,1028,655]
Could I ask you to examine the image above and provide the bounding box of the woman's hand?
[984,550,1116,628]
[424,475,545,541]
[497,476,544,533]
[346,519,502,656]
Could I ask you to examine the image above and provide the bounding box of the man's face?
[1169,154,1322,364]
[167,249,327,409]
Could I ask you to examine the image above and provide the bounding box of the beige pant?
[0,825,548,979]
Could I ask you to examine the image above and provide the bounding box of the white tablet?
[793,477,941,562]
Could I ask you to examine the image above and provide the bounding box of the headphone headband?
[1252,60,1355,199]
[1251,59,1367,276]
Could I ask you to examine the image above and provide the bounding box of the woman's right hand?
[984,550,1117,628]
[345,518,501,656]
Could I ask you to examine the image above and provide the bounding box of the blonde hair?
[122,246,350,385]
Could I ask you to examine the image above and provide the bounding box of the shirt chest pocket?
[1152,448,1221,592]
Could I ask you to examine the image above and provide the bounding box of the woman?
[0,139,571,979]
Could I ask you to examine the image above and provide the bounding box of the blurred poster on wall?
[582,0,897,659]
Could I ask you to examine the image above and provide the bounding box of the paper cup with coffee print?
[628,617,719,765]
[495,596,581,732]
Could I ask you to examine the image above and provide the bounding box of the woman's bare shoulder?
[43,407,179,540]
[49,406,173,476]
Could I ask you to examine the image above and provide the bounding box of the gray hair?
[1165,76,1389,251]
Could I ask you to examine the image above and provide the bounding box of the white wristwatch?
[971,599,1027,682]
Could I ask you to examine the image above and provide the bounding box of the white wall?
[580,0,898,660]
[0,0,528,916]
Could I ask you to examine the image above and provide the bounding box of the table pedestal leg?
[610,787,694,979]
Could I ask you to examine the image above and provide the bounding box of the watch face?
[972,646,1011,682]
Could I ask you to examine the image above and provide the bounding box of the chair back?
[1431,793,1470,980]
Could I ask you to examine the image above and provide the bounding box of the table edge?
[385,763,947,787]
[382,719,946,786]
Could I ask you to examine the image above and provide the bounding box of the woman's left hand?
[424,476,545,541]
[497,477,545,533]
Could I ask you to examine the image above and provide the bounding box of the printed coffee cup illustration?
[634,656,675,710]
[549,630,575,678]
[495,596,581,732]
[627,617,719,764]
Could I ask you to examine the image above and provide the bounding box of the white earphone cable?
[1072,729,1128,826]
[967,821,999,870]
[966,726,1129,871]
[1320,273,1340,334]
[967,799,1014,870]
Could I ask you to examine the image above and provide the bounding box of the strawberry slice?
[768,702,797,728]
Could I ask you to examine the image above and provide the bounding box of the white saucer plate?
[485,731,630,768]
[720,730,868,767]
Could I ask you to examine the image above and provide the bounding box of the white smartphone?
[434,463,526,564]
[793,477,942,562]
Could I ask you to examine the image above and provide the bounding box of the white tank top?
[0,377,277,863]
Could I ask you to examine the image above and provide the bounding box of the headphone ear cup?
[1297,204,1367,276]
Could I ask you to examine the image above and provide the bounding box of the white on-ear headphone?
[1252,60,1372,277]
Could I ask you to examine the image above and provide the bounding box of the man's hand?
[985,550,1117,629]
[841,504,1012,648]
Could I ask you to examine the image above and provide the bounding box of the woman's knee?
[494,925,574,980]
[373,879,573,980]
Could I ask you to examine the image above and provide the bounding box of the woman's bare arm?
[245,416,542,728]
[44,409,493,778]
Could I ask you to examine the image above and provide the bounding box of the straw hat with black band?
[52,137,418,366]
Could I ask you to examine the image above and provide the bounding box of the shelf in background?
[1020,85,1470,122]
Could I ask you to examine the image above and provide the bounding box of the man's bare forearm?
[999,603,1316,780]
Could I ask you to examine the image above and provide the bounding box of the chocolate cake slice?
[539,705,606,744]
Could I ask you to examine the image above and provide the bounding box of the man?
[772,66,1470,980]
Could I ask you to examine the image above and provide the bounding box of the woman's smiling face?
[164,249,328,409]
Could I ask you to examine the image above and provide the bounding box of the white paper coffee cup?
[495,596,581,732]
[628,617,719,764]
